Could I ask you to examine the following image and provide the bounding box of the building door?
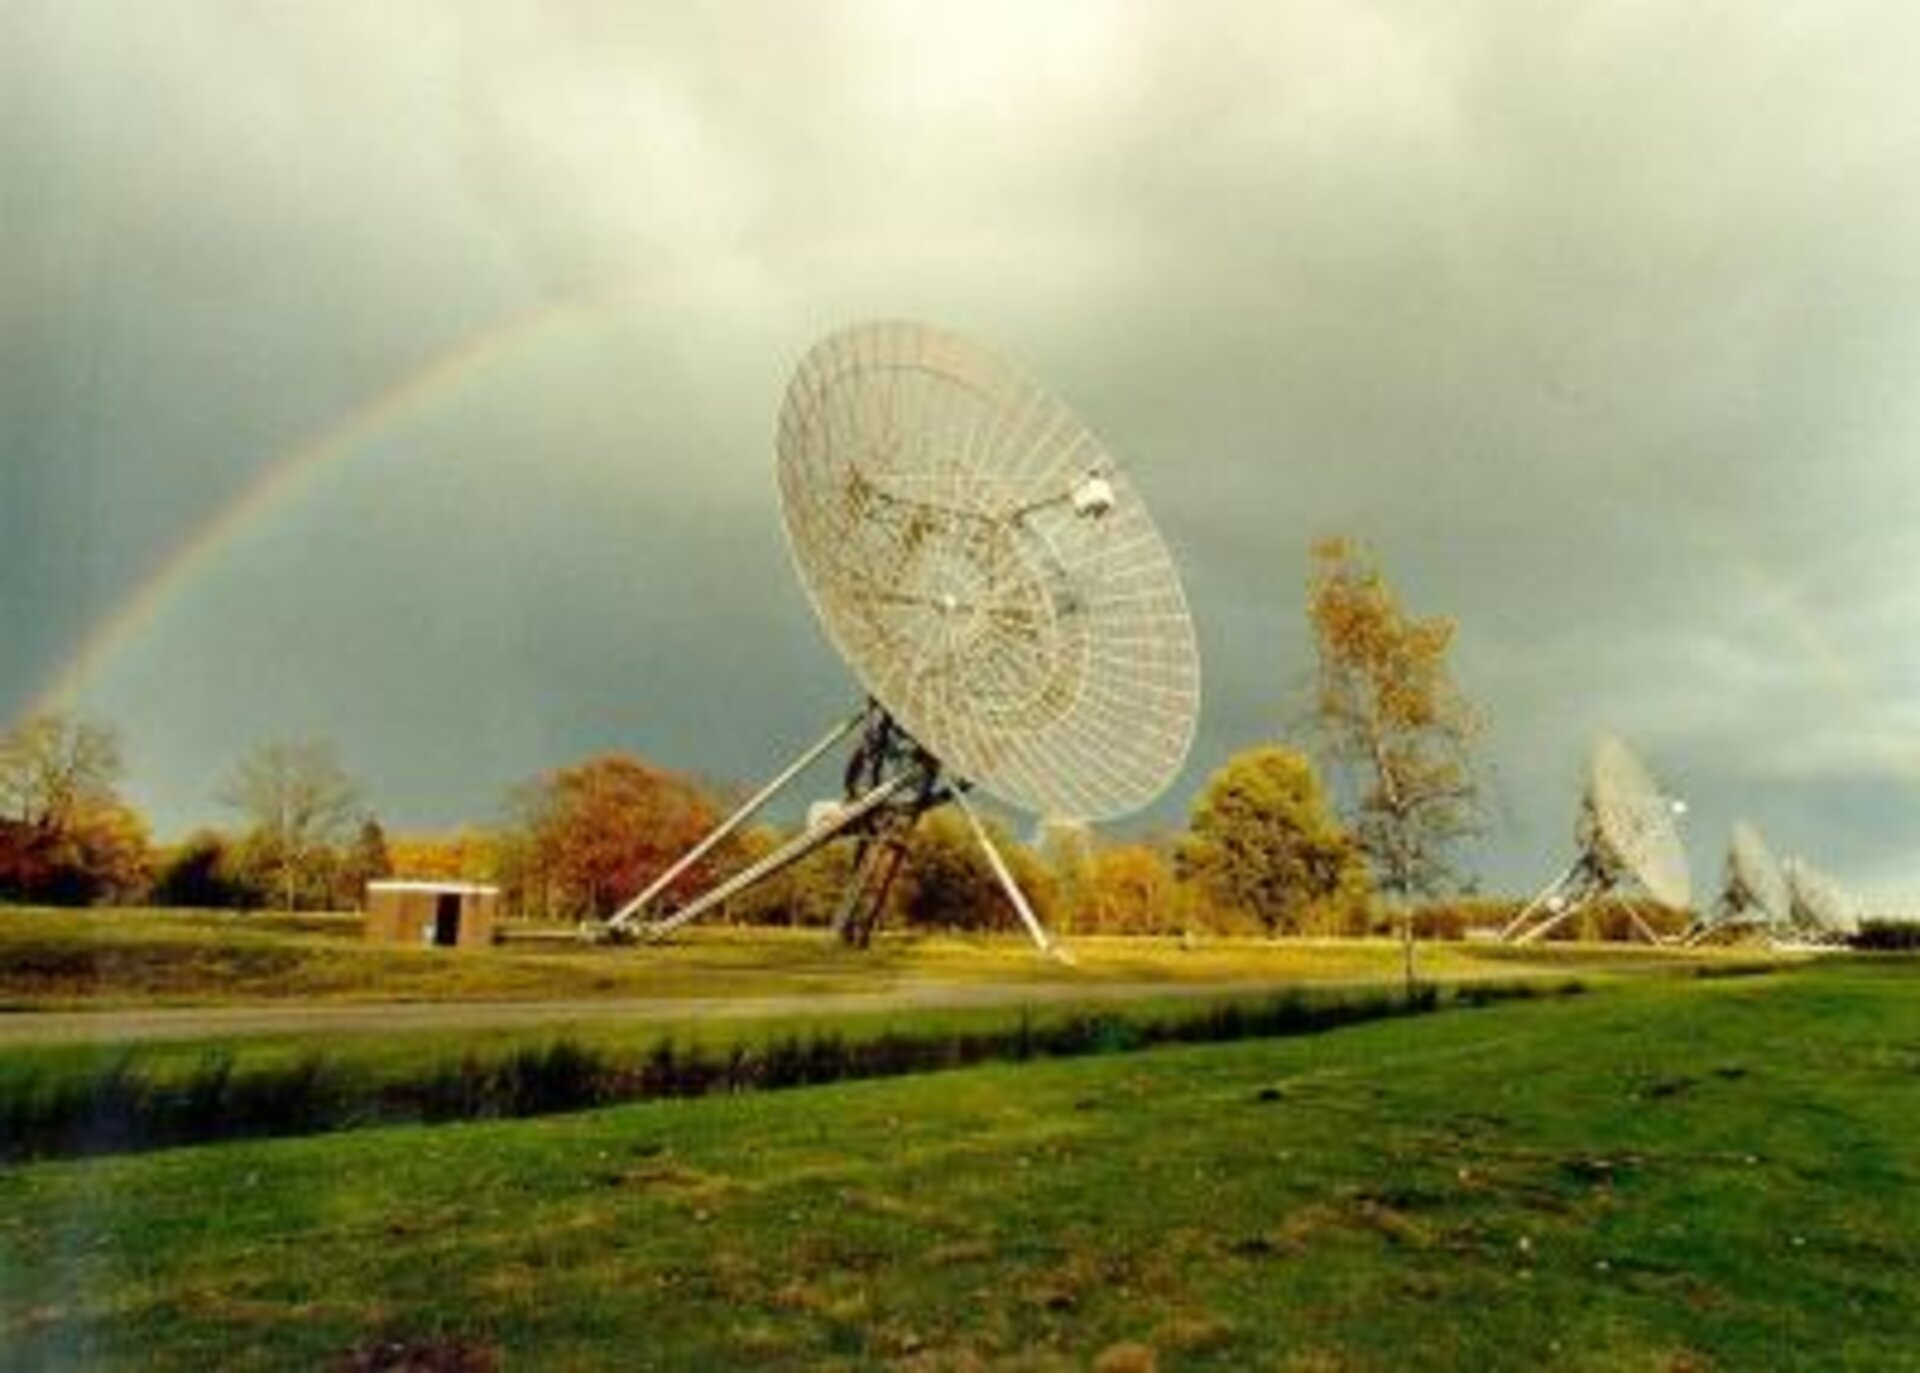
[434,893,462,947]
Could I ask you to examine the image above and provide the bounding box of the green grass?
[2,960,1914,1369]
[0,905,1740,1010]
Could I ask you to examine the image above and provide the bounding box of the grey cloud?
[6,2,1918,908]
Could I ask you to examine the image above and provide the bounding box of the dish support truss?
[1681,885,1796,949]
[602,703,1061,957]
[1681,906,1775,949]
[1498,850,1668,946]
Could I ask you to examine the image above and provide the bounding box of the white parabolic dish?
[1727,820,1791,923]
[1586,734,1691,909]
[776,320,1200,820]
[1789,860,1860,935]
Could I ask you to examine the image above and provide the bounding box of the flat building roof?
[366,880,501,896]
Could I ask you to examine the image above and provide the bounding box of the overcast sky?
[5,2,1917,908]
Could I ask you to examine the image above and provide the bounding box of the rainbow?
[16,282,639,728]
[17,290,1914,803]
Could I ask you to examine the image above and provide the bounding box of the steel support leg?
[954,789,1063,959]
[607,710,864,934]
[634,772,913,941]
[1500,859,1580,943]
[1622,901,1665,946]
[833,828,912,949]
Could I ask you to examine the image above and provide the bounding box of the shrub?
[1851,920,1920,952]
[1176,747,1371,935]
[150,830,257,909]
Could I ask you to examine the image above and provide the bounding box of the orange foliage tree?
[505,754,729,922]
[0,712,149,905]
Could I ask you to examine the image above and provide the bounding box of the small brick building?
[364,880,499,949]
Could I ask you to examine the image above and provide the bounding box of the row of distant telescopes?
[602,321,1870,957]
[1505,733,1864,946]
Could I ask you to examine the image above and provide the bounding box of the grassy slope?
[2,962,1914,1370]
[0,906,1698,1012]
[0,983,1459,1104]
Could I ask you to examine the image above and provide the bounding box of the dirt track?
[0,977,1338,1047]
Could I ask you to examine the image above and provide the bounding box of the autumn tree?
[57,801,151,904]
[0,712,149,905]
[1080,843,1188,935]
[1307,538,1483,899]
[1175,745,1369,935]
[338,816,393,908]
[508,754,729,923]
[0,799,151,906]
[387,828,499,884]
[150,830,256,909]
[720,812,1055,936]
[1307,537,1484,984]
[221,741,362,911]
[892,808,1054,934]
[721,824,855,929]
[0,712,123,828]
[1034,816,1096,931]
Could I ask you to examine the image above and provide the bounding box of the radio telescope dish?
[604,321,1200,955]
[777,320,1199,819]
[1785,858,1860,941]
[1503,734,1691,945]
[1685,822,1790,947]
[1587,736,1691,909]
[1726,822,1790,924]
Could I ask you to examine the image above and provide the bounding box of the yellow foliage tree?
[388,829,499,883]
[1176,746,1370,935]
[0,712,148,905]
[1308,537,1483,901]
[892,809,1055,935]
[1081,844,1187,935]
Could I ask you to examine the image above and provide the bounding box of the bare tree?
[0,712,123,828]
[0,713,147,905]
[222,741,361,911]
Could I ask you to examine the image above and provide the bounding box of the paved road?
[0,954,1702,1049]
[0,977,1339,1047]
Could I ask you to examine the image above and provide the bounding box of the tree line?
[1,540,1488,936]
[0,725,390,912]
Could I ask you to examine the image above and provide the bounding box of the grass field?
[0,906,1719,1012]
[0,979,1575,1162]
[0,905,1776,1165]
[2,959,1913,1369]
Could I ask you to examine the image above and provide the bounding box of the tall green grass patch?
[0,979,1575,1160]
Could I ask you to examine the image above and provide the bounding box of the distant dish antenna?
[1784,858,1861,943]
[605,320,1200,955]
[1685,821,1790,946]
[1501,734,1691,945]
